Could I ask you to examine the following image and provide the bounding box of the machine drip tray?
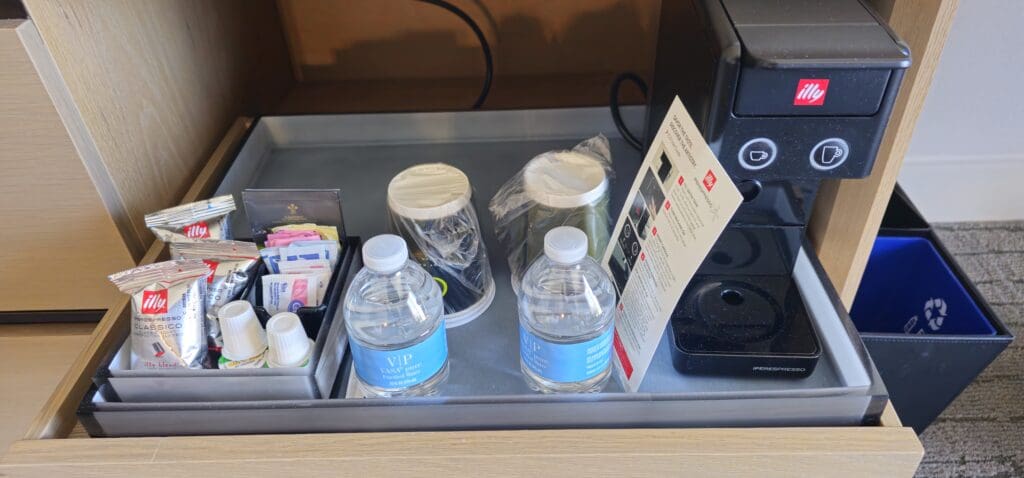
[671,275,821,378]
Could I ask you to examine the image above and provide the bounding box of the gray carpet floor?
[914,222,1024,477]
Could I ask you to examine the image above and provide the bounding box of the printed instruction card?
[602,96,743,392]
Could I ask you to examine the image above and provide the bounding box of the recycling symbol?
[924,297,948,331]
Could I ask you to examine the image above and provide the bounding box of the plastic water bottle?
[343,234,448,397]
[518,226,617,393]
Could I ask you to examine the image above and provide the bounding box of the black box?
[850,186,1013,433]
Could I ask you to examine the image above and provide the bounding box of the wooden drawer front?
[3,428,922,477]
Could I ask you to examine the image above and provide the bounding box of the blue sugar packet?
[286,240,340,268]
[259,247,283,274]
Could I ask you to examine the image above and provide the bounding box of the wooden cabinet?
[0,19,134,314]
[0,0,958,475]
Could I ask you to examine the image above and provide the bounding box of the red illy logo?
[141,290,168,314]
[183,221,210,239]
[793,79,829,106]
[202,259,219,285]
[703,170,717,191]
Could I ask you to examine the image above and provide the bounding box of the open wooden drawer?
[1,0,958,474]
[0,116,924,477]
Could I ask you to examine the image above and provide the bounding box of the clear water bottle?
[343,234,448,397]
[518,226,617,393]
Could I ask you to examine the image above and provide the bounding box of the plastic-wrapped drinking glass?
[388,163,495,328]
[519,151,610,286]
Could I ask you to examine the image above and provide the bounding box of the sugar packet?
[262,273,320,315]
[278,259,332,304]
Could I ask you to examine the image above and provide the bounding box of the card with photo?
[607,242,631,295]
[656,151,678,189]
[617,219,642,268]
[639,168,666,217]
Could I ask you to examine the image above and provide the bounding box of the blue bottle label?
[350,324,448,390]
[519,325,614,383]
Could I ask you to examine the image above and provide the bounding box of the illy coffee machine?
[645,0,910,377]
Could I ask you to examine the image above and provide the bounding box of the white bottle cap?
[387,163,472,220]
[218,300,267,361]
[266,312,314,368]
[544,226,589,264]
[362,234,409,273]
[523,151,608,209]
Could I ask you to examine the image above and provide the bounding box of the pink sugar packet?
[265,231,321,248]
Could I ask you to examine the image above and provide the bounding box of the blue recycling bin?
[852,236,995,336]
[851,232,1012,433]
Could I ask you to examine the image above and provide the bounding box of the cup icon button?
[738,138,777,171]
[810,138,850,171]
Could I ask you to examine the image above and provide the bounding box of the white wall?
[898,0,1024,222]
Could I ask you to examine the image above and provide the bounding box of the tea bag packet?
[170,240,260,350]
[145,195,237,243]
[109,260,212,370]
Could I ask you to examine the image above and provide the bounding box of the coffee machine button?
[810,138,850,171]
[737,138,777,170]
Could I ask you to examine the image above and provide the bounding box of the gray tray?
[92,238,359,403]
[79,107,888,437]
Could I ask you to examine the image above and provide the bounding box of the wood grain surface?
[273,0,655,113]
[3,427,922,477]
[276,73,649,114]
[0,323,93,457]
[809,0,961,307]
[20,1,293,257]
[277,0,659,82]
[0,20,135,311]
[17,118,252,442]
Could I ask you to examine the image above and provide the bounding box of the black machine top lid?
[721,0,911,69]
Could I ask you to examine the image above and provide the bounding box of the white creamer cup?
[266,312,314,368]
[218,300,267,362]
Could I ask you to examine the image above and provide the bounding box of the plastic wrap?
[489,135,614,290]
[169,240,260,351]
[144,195,236,243]
[387,163,495,327]
[108,260,211,370]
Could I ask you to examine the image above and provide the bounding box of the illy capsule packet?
[145,195,237,243]
[109,260,212,369]
[170,240,260,350]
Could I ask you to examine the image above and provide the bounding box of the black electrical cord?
[610,72,648,151]
[415,0,493,109]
